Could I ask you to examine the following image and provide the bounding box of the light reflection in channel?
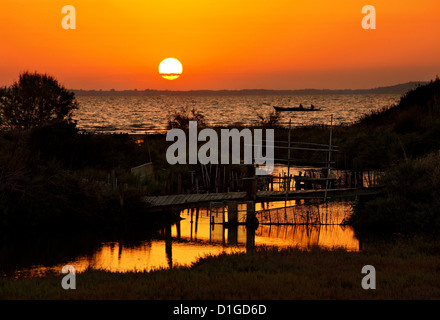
[10,200,358,278]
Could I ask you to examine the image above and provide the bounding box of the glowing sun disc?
[159,58,182,80]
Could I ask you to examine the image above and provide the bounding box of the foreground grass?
[1,238,439,300]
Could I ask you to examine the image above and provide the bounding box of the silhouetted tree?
[0,72,78,130]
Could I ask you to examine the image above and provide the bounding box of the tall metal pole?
[324,115,333,202]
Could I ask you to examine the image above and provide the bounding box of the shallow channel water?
[0,198,359,278]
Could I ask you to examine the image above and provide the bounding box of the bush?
[256,110,281,128]
[348,152,440,234]
[0,122,156,233]
[167,106,206,130]
[0,72,78,130]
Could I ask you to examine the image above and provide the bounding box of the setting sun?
[159,58,183,80]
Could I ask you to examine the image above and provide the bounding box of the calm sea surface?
[74,94,400,133]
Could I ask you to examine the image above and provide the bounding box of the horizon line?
[70,80,428,93]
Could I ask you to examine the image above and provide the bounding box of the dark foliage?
[335,77,440,170]
[348,152,440,235]
[166,106,206,130]
[0,72,77,130]
[0,122,158,233]
[256,110,281,128]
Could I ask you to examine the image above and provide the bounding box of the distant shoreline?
[72,81,426,96]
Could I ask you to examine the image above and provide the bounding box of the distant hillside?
[73,81,427,96]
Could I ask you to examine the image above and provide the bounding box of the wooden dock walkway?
[142,188,372,208]
[143,192,245,207]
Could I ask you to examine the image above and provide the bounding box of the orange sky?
[1,0,439,90]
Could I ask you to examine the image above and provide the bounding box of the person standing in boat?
[311,104,315,110]
[299,103,304,109]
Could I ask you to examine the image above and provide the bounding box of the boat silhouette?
[273,104,320,112]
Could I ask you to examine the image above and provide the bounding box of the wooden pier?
[140,115,382,211]
[142,187,373,208]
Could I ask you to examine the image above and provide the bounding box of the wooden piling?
[285,118,292,220]
[227,201,238,225]
[246,201,257,227]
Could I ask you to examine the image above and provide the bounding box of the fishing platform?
[142,187,376,208]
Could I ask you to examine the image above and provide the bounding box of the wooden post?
[246,201,256,225]
[209,205,212,242]
[165,223,172,268]
[195,206,199,235]
[227,201,238,225]
[245,165,257,201]
[176,218,181,240]
[317,205,321,225]
[222,223,226,246]
[285,119,292,220]
[189,208,194,240]
[246,204,256,252]
[228,224,238,245]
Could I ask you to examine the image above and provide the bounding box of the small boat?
[273,105,321,112]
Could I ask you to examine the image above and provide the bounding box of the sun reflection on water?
[10,199,359,278]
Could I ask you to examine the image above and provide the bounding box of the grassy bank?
[1,238,439,300]
[349,151,440,235]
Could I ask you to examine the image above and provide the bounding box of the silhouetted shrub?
[349,152,440,234]
[167,106,206,130]
[0,72,77,130]
[256,110,281,128]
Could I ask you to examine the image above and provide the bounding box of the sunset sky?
[1,0,439,90]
